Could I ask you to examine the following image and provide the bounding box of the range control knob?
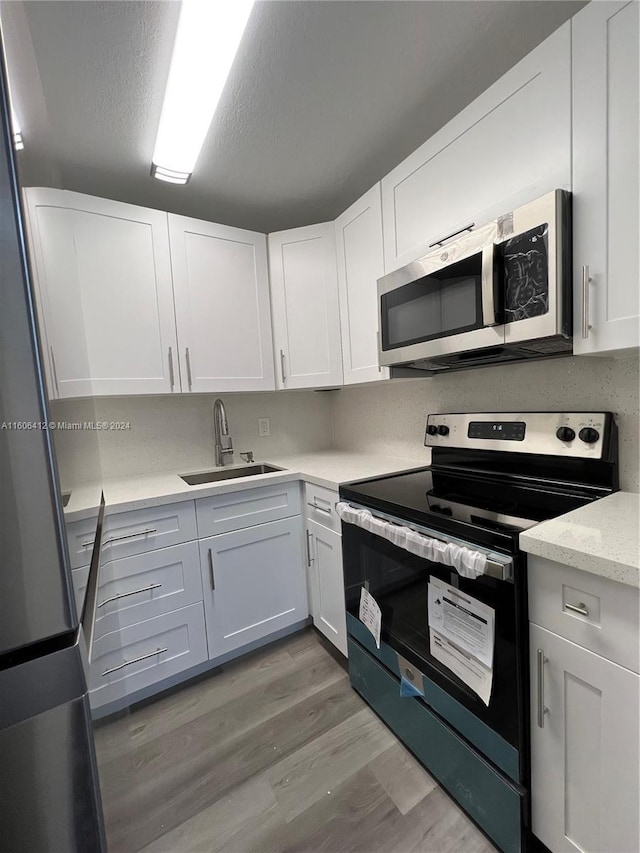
[556,426,576,442]
[579,427,600,444]
[427,424,438,436]
[437,425,450,436]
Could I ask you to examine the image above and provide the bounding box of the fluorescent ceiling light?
[152,0,254,184]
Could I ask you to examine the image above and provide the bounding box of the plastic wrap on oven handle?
[336,502,489,580]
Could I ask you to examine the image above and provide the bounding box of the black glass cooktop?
[340,466,598,552]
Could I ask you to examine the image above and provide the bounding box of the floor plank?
[95,628,498,853]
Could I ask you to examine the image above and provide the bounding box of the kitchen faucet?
[213,398,234,466]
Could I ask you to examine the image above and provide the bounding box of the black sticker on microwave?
[502,224,549,321]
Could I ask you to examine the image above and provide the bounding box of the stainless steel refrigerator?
[0,41,106,852]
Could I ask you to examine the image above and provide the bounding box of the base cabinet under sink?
[199,515,308,658]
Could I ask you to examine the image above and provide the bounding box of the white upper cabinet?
[335,184,389,385]
[381,24,571,273]
[169,215,275,392]
[268,223,343,389]
[24,188,178,398]
[572,1,639,356]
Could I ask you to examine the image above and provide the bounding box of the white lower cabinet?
[199,515,308,657]
[530,623,640,853]
[89,603,208,710]
[307,519,347,657]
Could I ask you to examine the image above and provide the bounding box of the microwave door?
[378,230,503,367]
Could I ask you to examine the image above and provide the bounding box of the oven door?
[342,510,526,756]
[378,223,504,366]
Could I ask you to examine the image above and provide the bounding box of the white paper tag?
[359,587,381,649]
[428,578,494,668]
[428,577,495,705]
[429,629,493,705]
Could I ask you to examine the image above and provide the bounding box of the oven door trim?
[339,501,514,582]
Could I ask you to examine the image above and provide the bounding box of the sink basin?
[180,464,285,486]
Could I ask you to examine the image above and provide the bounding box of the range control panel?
[424,412,611,459]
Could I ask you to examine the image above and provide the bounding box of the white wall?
[331,356,640,492]
[51,391,333,486]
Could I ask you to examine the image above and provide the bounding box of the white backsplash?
[331,355,640,492]
[52,355,639,493]
[50,391,333,486]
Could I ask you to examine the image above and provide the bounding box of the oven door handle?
[336,501,513,582]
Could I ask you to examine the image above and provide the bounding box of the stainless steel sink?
[180,464,285,486]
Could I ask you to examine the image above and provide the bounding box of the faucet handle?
[239,451,254,464]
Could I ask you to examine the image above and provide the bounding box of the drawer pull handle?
[185,347,193,391]
[102,647,167,677]
[306,530,314,567]
[429,222,475,248]
[564,601,589,617]
[208,549,215,590]
[307,501,332,515]
[279,349,286,385]
[100,528,158,547]
[168,346,175,391]
[581,265,591,339]
[97,583,162,609]
[537,649,549,728]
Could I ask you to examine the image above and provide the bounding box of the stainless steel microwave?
[377,190,572,374]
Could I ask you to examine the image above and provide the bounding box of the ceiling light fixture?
[151,0,254,185]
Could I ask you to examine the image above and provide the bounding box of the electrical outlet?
[258,417,271,437]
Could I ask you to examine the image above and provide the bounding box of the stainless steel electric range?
[338,412,618,853]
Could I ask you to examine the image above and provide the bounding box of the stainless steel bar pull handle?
[565,601,589,617]
[168,347,175,390]
[185,347,193,391]
[306,530,314,567]
[537,649,549,728]
[208,549,215,590]
[582,265,591,339]
[50,346,60,396]
[102,647,167,677]
[307,501,332,515]
[100,528,157,547]
[429,223,475,248]
[98,583,162,608]
[279,349,286,385]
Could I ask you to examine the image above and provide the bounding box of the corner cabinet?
[380,23,571,272]
[528,556,640,852]
[24,188,178,398]
[335,185,389,385]
[268,223,343,389]
[168,214,275,392]
[572,0,640,356]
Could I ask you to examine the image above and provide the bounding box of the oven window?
[502,224,549,321]
[342,523,523,750]
[381,253,484,350]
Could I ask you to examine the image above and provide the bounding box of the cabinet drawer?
[195,482,301,537]
[101,501,197,562]
[89,603,208,709]
[528,555,640,673]
[305,482,340,533]
[92,542,203,640]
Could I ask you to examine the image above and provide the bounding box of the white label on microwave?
[359,587,381,649]
[428,578,495,668]
[497,210,514,240]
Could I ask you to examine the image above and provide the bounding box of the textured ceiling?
[3,0,585,233]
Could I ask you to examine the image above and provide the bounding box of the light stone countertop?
[62,450,422,522]
[520,491,640,589]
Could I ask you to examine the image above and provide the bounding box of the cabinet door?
[169,214,275,392]
[200,516,307,658]
[268,223,343,389]
[335,185,389,385]
[572,1,639,356]
[24,188,178,398]
[381,24,571,273]
[307,520,347,657]
[530,624,640,853]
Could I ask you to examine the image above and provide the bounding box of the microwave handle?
[481,243,499,326]
[429,222,475,248]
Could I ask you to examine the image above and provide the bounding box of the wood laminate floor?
[94,629,497,853]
